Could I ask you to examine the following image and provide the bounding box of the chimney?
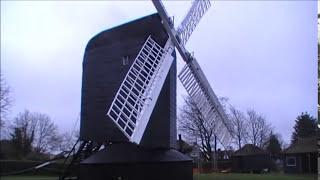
[178,134,183,153]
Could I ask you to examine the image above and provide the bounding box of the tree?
[258,120,272,148]
[10,110,36,158]
[59,130,79,152]
[246,109,272,148]
[59,115,80,152]
[179,97,216,162]
[10,128,34,158]
[291,112,317,144]
[266,133,281,159]
[229,105,248,150]
[316,13,320,127]
[10,110,61,156]
[0,74,12,130]
[0,74,12,120]
[33,113,61,153]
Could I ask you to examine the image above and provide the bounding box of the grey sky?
[1,1,317,144]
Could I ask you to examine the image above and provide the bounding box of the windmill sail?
[178,57,233,148]
[152,0,211,60]
[107,36,174,144]
[177,0,211,45]
[152,0,233,147]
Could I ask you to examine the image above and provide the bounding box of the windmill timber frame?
[58,1,236,180]
[107,0,233,148]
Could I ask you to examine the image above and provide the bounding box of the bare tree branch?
[229,105,248,150]
[178,96,217,162]
[246,109,272,148]
[0,74,13,128]
[33,113,60,153]
[11,110,61,154]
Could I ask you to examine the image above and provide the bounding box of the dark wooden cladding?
[80,13,177,148]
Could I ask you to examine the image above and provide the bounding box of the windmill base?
[79,142,193,180]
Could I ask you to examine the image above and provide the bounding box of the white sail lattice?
[107,36,174,143]
[177,0,211,45]
[178,60,233,147]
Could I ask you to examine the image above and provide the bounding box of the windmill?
[70,1,234,180]
[107,0,233,148]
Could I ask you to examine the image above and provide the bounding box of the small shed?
[232,144,272,173]
[283,137,317,174]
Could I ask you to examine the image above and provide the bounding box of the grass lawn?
[194,173,317,180]
[1,173,317,180]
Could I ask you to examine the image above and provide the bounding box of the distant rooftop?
[233,144,267,156]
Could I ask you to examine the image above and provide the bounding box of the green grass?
[1,173,317,180]
[194,173,317,180]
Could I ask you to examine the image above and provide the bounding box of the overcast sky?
[1,1,317,144]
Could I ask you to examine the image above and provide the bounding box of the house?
[177,139,201,162]
[176,135,202,162]
[232,144,272,173]
[216,148,233,160]
[214,149,233,171]
[283,136,317,174]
